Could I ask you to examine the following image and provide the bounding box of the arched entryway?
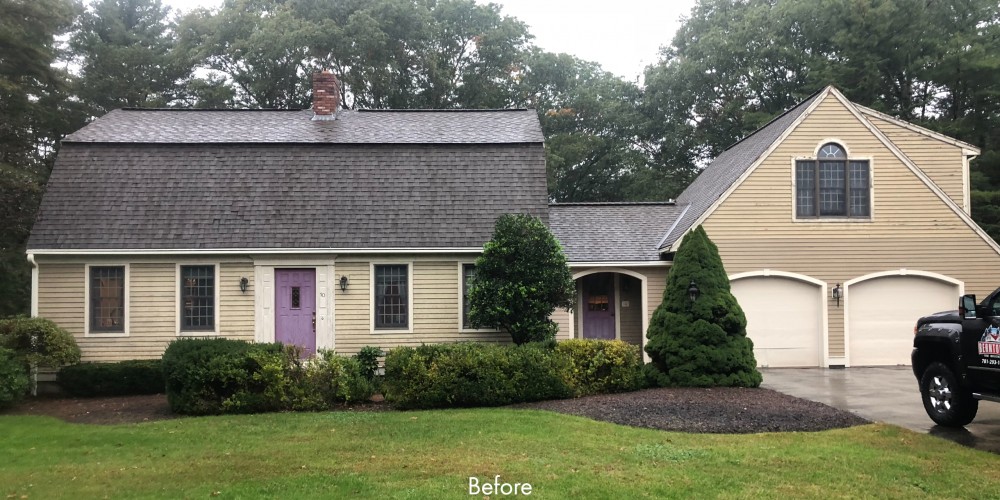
[570,268,650,359]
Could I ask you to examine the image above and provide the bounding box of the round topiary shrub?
[643,226,762,388]
[0,316,81,368]
[0,347,29,408]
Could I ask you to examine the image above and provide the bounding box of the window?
[374,264,408,329]
[90,266,125,333]
[796,143,870,218]
[462,264,476,329]
[180,265,215,331]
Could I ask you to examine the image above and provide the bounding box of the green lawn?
[1,409,997,499]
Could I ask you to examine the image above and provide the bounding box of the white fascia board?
[29,247,485,256]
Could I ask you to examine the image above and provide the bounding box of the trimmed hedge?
[58,360,165,397]
[556,339,644,396]
[382,342,573,409]
[0,347,29,408]
[161,338,374,415]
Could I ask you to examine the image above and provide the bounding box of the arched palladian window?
[795,142,870,218]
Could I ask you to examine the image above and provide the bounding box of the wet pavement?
[762,367,1000,454]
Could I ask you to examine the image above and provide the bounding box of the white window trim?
[370,261,413,334]
[457,261,499,333]
[790,150,876,223]
[83,263,130,338]
[176,263,221,336]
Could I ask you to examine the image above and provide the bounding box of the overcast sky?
[160,0,698,81]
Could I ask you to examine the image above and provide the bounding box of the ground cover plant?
[1,411,997,499]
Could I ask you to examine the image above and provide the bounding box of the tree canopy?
[3,0,1000,315]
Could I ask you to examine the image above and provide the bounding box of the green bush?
[556,339,644,396]
[0,347,29,408]
[355,346,383,381]
[58,360,164,397]
[382,342,572,409]
[0,316,80,367]
[162,338,374,415]
[644,226,762,388]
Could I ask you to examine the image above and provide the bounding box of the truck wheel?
[920,362,978,427]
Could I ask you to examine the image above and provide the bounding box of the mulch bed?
[514,387,869,433]
[2,388,867,433]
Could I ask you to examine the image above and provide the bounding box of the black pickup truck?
[913,291,1000,426]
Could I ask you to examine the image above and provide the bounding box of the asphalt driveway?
[762,367,1000,454]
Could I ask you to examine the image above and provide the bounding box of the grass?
[1,409,998,499]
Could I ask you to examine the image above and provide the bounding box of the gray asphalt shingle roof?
[662,90,824,249]
[63,108,544,144]
[549,203,683,262]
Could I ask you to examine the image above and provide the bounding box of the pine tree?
[643,226,761,387]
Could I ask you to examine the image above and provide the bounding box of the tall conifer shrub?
[643,226,761,387]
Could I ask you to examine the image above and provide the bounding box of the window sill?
[460,328,501,334]
[178,330,221,337]
[84,331,129,338]
[371,327,412,334]
[792,217,873,223]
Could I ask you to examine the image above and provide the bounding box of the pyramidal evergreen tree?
[643,226,761,387]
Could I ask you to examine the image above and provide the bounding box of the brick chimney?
[312,71,340,121]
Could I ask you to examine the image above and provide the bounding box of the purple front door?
[582,273,615,339]
[275,268,316,357]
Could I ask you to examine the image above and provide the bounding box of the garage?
[730,274,825,367]
[846,273,961,366]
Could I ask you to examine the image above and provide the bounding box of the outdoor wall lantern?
[339,275,349,292]
[687,280,700,302]
[239,277,249,293]
[832,283,843,307]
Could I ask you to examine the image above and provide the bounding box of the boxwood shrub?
[58,360,165,397]
[0,347,29,408]
[161,338,374,415]
[555,339,644,396]
[382,342,573,409]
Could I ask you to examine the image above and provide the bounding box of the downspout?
[26,253,38,395]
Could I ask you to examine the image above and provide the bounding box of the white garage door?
[730,276,824,367]
[847,275,959,366]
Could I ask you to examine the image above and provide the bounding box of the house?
[27,76,1000,369]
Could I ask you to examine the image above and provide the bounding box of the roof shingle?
[549,203,683,262]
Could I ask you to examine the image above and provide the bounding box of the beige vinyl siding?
[619,275,643,346]
[334,259,509,355]
[551,307,572,340]
[220,262,254,340]
[867,115,966,209]
[701,92,1000,359]
[35,257,255,362]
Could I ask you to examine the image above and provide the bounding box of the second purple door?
[582,273,615,339]
[275,268,316,357]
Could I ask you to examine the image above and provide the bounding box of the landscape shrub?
[162,338,374,415]
[0,316,80,367]
[556,339,644,396]
[58,360,164,397]
[0,347,29,408]
[382,342,572,409]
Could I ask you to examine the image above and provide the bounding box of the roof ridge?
[119,108,306,112]
[549,201,676,206]
[359,108,533,113]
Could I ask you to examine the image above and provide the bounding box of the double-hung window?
[795,143,870,218]
[180,265,215,331]
[89,266,125,333]
[374,264,409,329]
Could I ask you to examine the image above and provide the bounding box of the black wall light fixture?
[239,277,249,293]
[339,275,349,292]
[687,280,700,302]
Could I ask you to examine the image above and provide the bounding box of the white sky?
[160,0,698,81]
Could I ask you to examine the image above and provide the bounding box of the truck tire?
[920,362,978,427]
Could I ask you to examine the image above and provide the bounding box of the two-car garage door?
[731,272,961,367]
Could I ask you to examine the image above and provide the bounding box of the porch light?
[339,275,349,292]
[687,280,700,302]
[239,277,249,293]
[832,283,842,307]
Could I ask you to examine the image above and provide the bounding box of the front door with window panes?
[275,268,316,357]
[582,273,615,339]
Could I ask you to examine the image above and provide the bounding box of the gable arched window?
[796,142,870,218]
